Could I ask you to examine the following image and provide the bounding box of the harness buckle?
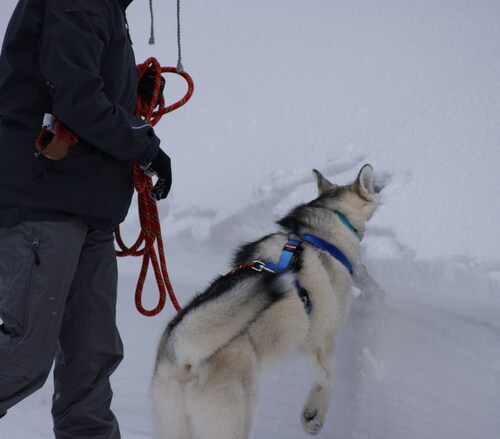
[251,261,277,273]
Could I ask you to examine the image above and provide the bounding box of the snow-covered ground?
[1,0,499,438]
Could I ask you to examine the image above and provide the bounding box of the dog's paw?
[353,263,385,302]
[301,408,323,435]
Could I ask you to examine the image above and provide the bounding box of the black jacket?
[0,0,161,229]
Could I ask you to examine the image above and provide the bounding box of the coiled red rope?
[115,57,193,316]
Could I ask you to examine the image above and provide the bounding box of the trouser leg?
[0,219,87,414]
[52,227,123,439]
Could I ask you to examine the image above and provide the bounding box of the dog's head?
[311,165,380,234]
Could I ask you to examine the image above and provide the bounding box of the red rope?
[115,57,194,316]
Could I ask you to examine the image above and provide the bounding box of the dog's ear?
[313,169,338,195]
[353,164,375,200]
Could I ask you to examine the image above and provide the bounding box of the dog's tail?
[157,271,293,369]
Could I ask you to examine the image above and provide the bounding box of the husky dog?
[152,165,380,439]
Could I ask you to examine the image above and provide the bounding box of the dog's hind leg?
[151,369,192,439]
[189,340,259,439]
[301,338,336,435]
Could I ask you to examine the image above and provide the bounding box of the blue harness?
[228,211,358,315]
[253,227,355,314]
[256,239,313,314]
[261,236,353,274]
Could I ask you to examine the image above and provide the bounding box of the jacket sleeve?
[39,0,159,165]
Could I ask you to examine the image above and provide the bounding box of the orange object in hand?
[35,115,79,160]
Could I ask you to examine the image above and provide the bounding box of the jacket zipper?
[32,235,41,265]
[122,10,133,45]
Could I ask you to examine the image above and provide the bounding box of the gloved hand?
[138,70,165,109]
[149,149,172,201]
[35,117,79,160]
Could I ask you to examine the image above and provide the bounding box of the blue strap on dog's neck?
[302,234,353,274]
[334,210,361,240]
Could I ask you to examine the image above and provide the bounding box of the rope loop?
[115,57,193,316]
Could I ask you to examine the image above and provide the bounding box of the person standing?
[0,0,171,437]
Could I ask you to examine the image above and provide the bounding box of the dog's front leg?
[301,339,335,435]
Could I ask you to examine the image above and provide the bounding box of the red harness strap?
[114,57,194,316]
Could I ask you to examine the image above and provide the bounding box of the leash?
[117,0,193,316]
[114,57,194,316]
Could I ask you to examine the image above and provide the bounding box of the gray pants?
[0,218,123,438]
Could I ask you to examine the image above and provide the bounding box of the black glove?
[138,71,165,109]
[149,149,172,201]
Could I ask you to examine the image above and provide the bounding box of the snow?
[1,1,500,438]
